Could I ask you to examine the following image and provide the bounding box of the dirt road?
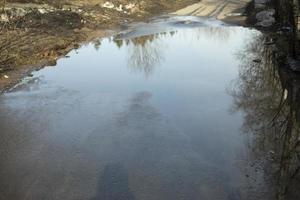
[173,0,251,24]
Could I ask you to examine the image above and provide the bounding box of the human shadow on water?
[91,163,135,200]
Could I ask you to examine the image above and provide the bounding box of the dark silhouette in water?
[91,163,135,200]
[231,33,300,200]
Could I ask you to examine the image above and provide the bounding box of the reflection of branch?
[270,89,287,126]
[126,33,167,78]
[290,166,300,179]
[288,140,300,156]
[230,31,300,199]
[196,27,234,42]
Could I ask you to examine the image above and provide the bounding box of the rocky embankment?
[246,0,299,73]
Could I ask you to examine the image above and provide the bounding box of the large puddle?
[0,16,286,199]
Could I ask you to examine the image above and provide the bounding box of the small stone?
[256,9,275,19]
[288,57,300,72]
[0,14,9,22]
[255,9,275,27]
[283,89,288,100]
[38,8,46,14]
[3,75,9,79]
[253,59,262,63]
[256,18,275,27]
[125,3,135,10]
[102,2,114,9]
[116,5,123,12]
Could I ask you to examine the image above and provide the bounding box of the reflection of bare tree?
[113,32,170,78]
[93,39,102,51]
[198,27,233,42]
[230,33,300,200]
[110,27,240,78]
[113,28,235,78]
[276,69,300,200]
[127,35,164,78]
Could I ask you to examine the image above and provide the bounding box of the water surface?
[0,16,262,200]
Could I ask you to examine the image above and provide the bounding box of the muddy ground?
[0,0,252,92]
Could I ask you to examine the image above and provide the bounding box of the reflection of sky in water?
[0,24,261,200]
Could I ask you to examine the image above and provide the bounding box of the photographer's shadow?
[91,163,135,200]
